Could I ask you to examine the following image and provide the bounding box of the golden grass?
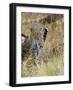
[21,54,64,77]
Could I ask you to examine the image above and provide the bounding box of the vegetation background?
[21,12,64,77]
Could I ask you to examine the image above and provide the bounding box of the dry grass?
[21,12,64,77]
[21,54,64,77]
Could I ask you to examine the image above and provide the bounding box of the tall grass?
[21,54,64,77]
